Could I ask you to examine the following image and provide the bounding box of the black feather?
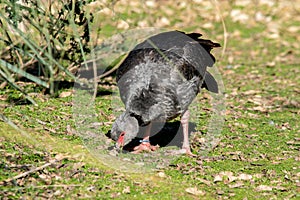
[116,30,220,126]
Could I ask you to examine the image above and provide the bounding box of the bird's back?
[116,31,220,125]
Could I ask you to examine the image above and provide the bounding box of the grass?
[0,123,201,199]
[1,0,300,199]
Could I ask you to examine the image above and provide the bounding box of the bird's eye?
[120,132,125,137]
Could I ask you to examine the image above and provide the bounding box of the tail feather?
[186,32,221,52]
[177,31,220,63]
[201,71,218,93]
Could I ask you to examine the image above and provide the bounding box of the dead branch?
[1,158,62,184]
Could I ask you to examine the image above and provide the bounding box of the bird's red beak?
[116,131,125,149]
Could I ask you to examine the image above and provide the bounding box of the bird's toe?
[166,148,196,157]
[132,143,159,154]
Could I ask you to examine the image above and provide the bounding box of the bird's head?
[111,112,139,149]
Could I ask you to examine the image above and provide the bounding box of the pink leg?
[181,110,195,156]
[132,122,159,153]
[142,122,152,142]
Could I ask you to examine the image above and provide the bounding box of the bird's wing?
[201,71,219,93]
[117,31,220,84]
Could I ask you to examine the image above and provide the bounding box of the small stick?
[1,159,60,184]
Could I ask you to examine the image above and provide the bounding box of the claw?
[132,142,159,154]
[166,148,196,157]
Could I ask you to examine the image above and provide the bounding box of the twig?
[30,184,83,188]
[0,184,83,192]
[0,81,8,89]
[96,64,119,82]
[2,159,61,184]
[212,0,228,57]
[91,51,98,103]
[96,53,128,82]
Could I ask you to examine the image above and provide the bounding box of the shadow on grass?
[107,121,196,151]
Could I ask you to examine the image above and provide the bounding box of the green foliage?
[0,0,96,99]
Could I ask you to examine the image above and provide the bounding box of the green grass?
[1,0,300,199]
[0,123,201,199]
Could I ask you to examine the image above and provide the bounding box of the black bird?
[111,30,220,155]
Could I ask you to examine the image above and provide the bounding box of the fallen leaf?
[202,22,214,29]
[249,106,267,112]
[122,186,130,194]
[213,174,223,183]
[185,187,205,196]
[230,9,249,23]
[54,153,68,161]
[145,0,157,8]
[216,189,224,195]
[59,91,72,98]
[196,178,212,186]
[247,112,259,118]
[242,90,261,95]
[238,173,253,181]
[38,174,51,184]
[157,172,166,178]
[87,186,95,192]
[220,171,237,183]
[229,181,244,188]
[110,192,121,198]
[287,26,300,33]
[156,17,170,27]
[273,186,287,191]
[117,20,129,29]
[53,190,61,196]
[256,185,273,191]
[266,61,276,67]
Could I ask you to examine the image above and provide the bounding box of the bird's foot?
[132,142,159,154]
[185,148,197,157]
[166,147,196,157]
